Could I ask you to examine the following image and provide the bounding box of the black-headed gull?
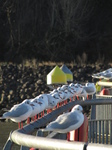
[42,104,84,133]
[31,94,49,117]
[59,85,69,91]
[67,86,76,98]
[46,94,58,109]
[92,69,112,79]
[0,99,34,128]
[50,89,65,101]
[83,82,96,95]
[50,92,63,103]
[101,72,112,79]
[50,90,65,107]
[76,88,87,101]
[29,99,42,121]
[74,83,83,95]
[69,83,83,96]
[57,85,72,100]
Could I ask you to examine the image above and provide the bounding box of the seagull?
[101,72,112,80]
[56,86,70,105]
[42,104,84,133]
[83,82,96,95]
[50,90,65,107]
[74,83,83,95]
[69,83,82,94]
[76,88,87,101]
[67,86,76,98]
[57,85,72,100]
[56,84,76,105]
[69,83,83,98]
[50,92,63,103]
[61,84,69,90]
[29,99,42,120]
[69,83,87,100]
[31,94,49,117]
[50,89,59,94]
[31,94,48,112]
[0,99,33,128]
[46,94,58,109]
[50,89,65,101]
[92,68,112,79]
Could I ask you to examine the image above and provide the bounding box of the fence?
[89,119,112,144]
[3,98,112,150]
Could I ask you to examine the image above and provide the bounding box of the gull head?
[22,99,31,105]
[71,105,83,113]
[36,94,49,106]
[58,91,65,99]
[61,85,69,91]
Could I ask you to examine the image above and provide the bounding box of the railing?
[3,98,112,150]
[89,119,112,144]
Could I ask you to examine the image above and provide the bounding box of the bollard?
[69,114,88,142]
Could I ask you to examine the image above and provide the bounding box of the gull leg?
[57,103,59,108]
[27,117,30,124]
[73,96,75,101]
[31,117,34,121]
[67,132,70,141]
[18,122,21,129]
[70,97,72,102]
[42,111,44,116]
[34,115,37,120]
[21,122,23,128]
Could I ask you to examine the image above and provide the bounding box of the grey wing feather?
[47,112,79,129]
[84,87,94,93]
[3,104,29,118]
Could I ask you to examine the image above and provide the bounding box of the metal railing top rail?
[97,81,112,86]
[87,143,112,150]
[96,94,112,98]
[10,131,87,150]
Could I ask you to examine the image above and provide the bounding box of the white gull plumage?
[42,104,84,133]
[92,68,112,79]
[50,92,63,103]
[0,99,33,123]
[31,94,49,112]
[57,85,74,101]
[69,83,83,96]
[83,82,96,95]
[46,93,58,109]
[76,88,87,101]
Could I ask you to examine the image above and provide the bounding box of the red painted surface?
[69,114,88,142]
[100,88,110,95]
